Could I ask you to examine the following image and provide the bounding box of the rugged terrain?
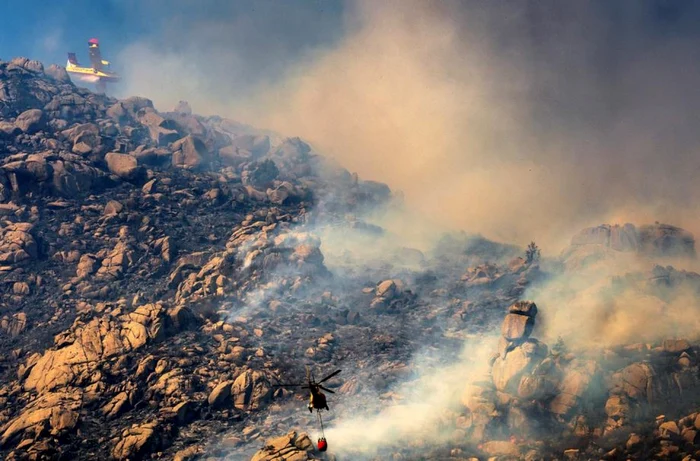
[1,57,700,461]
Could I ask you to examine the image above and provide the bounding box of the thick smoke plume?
[529,252,700,350]
[321,336,497,459]
[118,0,700,251]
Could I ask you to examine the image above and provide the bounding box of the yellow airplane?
[66,38,120,93]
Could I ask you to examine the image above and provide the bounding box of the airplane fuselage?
[66,62,120,82]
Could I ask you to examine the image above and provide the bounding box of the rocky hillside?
[1,56,700,461]
[0,56,402,460]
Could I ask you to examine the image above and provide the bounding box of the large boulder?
[491,339,549,394]
[604,394,636,433]
[0,223,38,265]
[499,301,538,350]
[501,313,534,341]
[0,390,82,446]
[230,370,271,410]
[51,159,107,197]
[508,300,538,317]
[172,135,208,169]
[62,123,103,156]
[46,64,71,83]
[133,147,172,166]
[3,153,54,184]
[167,304,197,331]
[111,421,161,460]
[219,134,270,166]
[107,98,151,124]
[24,303,167,393]
[609,362,659,404]
[251,431,316,461]
[9,57,44,74]
[1,59,76,117]
[0,121,20,138]
[563,222,695,270]
[104,200,124,217]
[267,182,297,205]
[638,223,695,258]
[548,360,600,416]
[105,153,142,180]
[97,241,134,279]
[15,109,46,133]
[570,223,639,251]
[139,109,180,146]
[208,381,233,408]
[1,312,27,337]
[516,359,559,400]
[164,112,206,137]
[461,381,498,442]
[461,263,502,286]
[269,137,311,166]
[243,159,279,189]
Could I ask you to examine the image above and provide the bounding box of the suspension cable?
[316,410,326,438]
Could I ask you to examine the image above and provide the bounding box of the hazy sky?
[4,0,700,119]
[0,0,345,93]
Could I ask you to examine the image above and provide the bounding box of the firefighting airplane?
[66,38,120,93]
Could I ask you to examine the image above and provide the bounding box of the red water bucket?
[317,438,328,452]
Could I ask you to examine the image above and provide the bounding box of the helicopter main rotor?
[273,367,341,391]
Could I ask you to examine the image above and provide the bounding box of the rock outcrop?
[460,300,700,460]
[563,222,696,270]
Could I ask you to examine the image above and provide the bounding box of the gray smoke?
[118,0,700,251]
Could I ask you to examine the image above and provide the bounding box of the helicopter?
[274,366,341,452]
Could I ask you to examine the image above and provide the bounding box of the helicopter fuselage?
[308,386,329,412]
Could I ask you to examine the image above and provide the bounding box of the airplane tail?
[67,52,79,66]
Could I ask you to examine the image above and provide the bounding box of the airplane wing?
[66,64,120,82]
[66,49,120,83]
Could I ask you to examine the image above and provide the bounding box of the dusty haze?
[118,0,700,251]
[529,253,700,349]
